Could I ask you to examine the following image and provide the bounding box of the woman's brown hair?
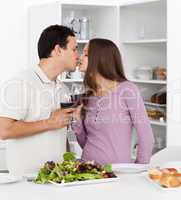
[84,38,127,92]
[81,38,127,119]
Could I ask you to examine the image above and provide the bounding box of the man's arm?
[0,108,75,140]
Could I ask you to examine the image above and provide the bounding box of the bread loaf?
[151,92,166,104]
[160,175,181,188]
[148,167,181,188]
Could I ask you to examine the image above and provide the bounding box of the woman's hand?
[73,104,84,121]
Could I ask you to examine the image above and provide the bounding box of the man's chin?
[68,69,76,72]
[69,67,77,72]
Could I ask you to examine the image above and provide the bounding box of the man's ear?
[50,44,60,57]
[54,44,61,56]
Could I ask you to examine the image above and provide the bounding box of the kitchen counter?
[0,173,179,200]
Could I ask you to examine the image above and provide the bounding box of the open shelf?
[77,40,89,44]
[150,120,167,127]
[129,79,167,84]
[121,0,162,7]
[60,79,83,83]
[122,38,167,44]
[144,101,166,107]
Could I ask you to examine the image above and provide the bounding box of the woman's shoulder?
[118,80,139,91]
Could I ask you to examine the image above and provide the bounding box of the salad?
[34,152,117,184]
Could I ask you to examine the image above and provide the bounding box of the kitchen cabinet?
[28,0,167,157]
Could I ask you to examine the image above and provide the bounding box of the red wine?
[60,102,75,109]
[71,93,86,105]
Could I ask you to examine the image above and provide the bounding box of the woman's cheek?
[80,59,88,72]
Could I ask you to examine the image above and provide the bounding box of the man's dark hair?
[38,25,75,59]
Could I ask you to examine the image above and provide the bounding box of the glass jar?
[79,17,89,40]
[134,67,153,80]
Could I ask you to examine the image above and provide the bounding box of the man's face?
[60,36,79,72]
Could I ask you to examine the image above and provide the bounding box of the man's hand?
[47,108,76,129]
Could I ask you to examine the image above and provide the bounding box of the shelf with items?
[61,4,119,43]
[128,65,167,85]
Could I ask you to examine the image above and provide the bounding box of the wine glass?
[70,83,86,107]
[60,92,74,133]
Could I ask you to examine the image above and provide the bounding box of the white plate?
[0,173,23,184]
[49,177,121,187]
[112,163,149,173]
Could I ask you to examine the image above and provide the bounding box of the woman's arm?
[124,83,155,163]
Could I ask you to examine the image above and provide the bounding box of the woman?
[72,38,154,165]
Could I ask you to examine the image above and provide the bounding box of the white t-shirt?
[0,66,69,175]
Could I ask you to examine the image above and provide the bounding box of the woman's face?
[79,44,88,72]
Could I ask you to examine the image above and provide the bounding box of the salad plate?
[34,152,119,186]
[49,177,121,187]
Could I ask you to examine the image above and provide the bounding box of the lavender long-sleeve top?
[72,81,154,165]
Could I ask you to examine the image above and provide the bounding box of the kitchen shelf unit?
[119,0,167,152]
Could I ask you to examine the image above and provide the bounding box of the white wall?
[0,1,28,80]
[167,0,181,145]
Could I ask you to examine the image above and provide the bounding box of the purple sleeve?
[124,83,155,164]
[71,120,87,149]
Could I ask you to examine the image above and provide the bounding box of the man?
[0,25,79,175]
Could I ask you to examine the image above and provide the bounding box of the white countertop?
[0,173,179,200]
